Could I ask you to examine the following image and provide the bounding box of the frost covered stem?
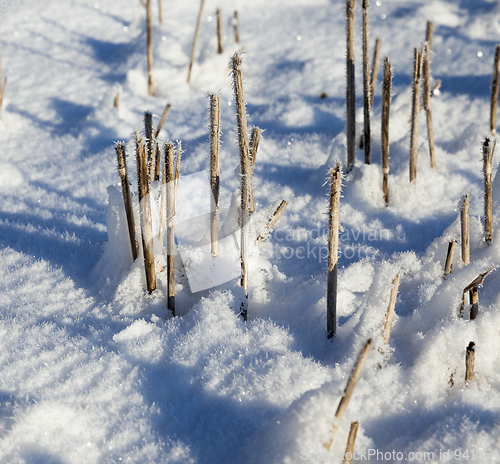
[369,38,381,107]
[187,0,206,84]
[232,52,251,320]
[346,0,356,171]
[381,57,392,205]
[144,111,154,180]
[249,127,262,213]
[362,0,371,164]
[146,0,153,95]
[343,422,359,464]
[483,137,494,243]
[136,135,156,293]
[423,23,436,170]
[210,94,221,257]
[409,47,423,184]
[154,142,161,182]
[217,9,223,54]
[491,45,500,134]
[465,342,475,383]
[383,272,400,345]
[154,102,172,139]
[327,163,342,339]
[233,11,240,43]
[443,240,456,276]
[460,193,470,265]
[165,142,176,315]
[325,339,373,451]
[116,143,139,261]
[256,200,288,244]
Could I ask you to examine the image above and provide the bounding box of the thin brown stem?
[343,422,359,464]
[409,47,423,184]
[165,142,176,315]
[256,200,288,244]
[369,38,381,107]
[217,9,223,54]
[154,102,172,139]
[327,163,342,339]
[491,45,500,134]
[483,137,494,243]
[362,0,371,164]
[461,193,470,265]
[444,241,456,276]
[465,342,475,383]
[187,0,206,84]
[146,0,153,95]
[249,127,262,213]
[346,0,356,170]
[234,11,240,43]
[210,94,221,257]
[381,57,392,205]
[116,143,139,261]
[325,339,373,451]
[423,22,436,169]
[383,272,400,344]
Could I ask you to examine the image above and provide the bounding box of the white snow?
[2,0,500,463]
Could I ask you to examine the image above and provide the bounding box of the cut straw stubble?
[249,127,262,213]
[116,142,139,261]
[187,0,206,84]
[423,22,436,169]
[136,134,156,293]
[343,422,359,464]
[369,38,381,107]
[154,102,172,139]
[443,240,456,276]
[255,200,288,244]
[324,339,373,451]
[383,272,400,345]
[409,47,423,185]
[461,193,470,265]
[231,52,251,321]
[146,0,153,95]
[217,9,223,54]
[381,57,391,205]
[483,137,495,243]
[362,0,371,164]
[165,142,176,315]
[209,94,221,257]
[346,0,356,170]
[491,45,500,134]
[327,163,342,339]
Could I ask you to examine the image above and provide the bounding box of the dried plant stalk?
[383,272,400,344]
[154,142,161,182]
[116,143,139,261]
[165,142,176,315]
[362,0,371,164]
[461,193,470,265]
[154,102,172,139]
[346,0,356,170]
[114,91,120,112]
[232,52,251,321]
[158,151,167,248]
[465,342,475,383]
[146,0,153,95]
[483,137,494,243]
[249,127,262,213]
[256,200,288,244]
[136,134,156,293]
[325,339,373,451]
[158,0,163,23]
[144,111,154,180]
[469,287,479,320]
[217,9,223,54]
[0,77,7,108]
[343,422,359,464]
[175,141,182,199]
[327,163,342,339]
[381,57,392,205]
[234,11,240,43]
[409,47,423,184]
[491,45,500,134]
[187,0,206,84]
[369,38,381,107]
[444,241,456,276]
[210,94,221,257]
[423,23,436,169]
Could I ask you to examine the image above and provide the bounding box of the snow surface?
[2,0,500,462]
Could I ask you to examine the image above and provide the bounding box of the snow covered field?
[2,0,500,462]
